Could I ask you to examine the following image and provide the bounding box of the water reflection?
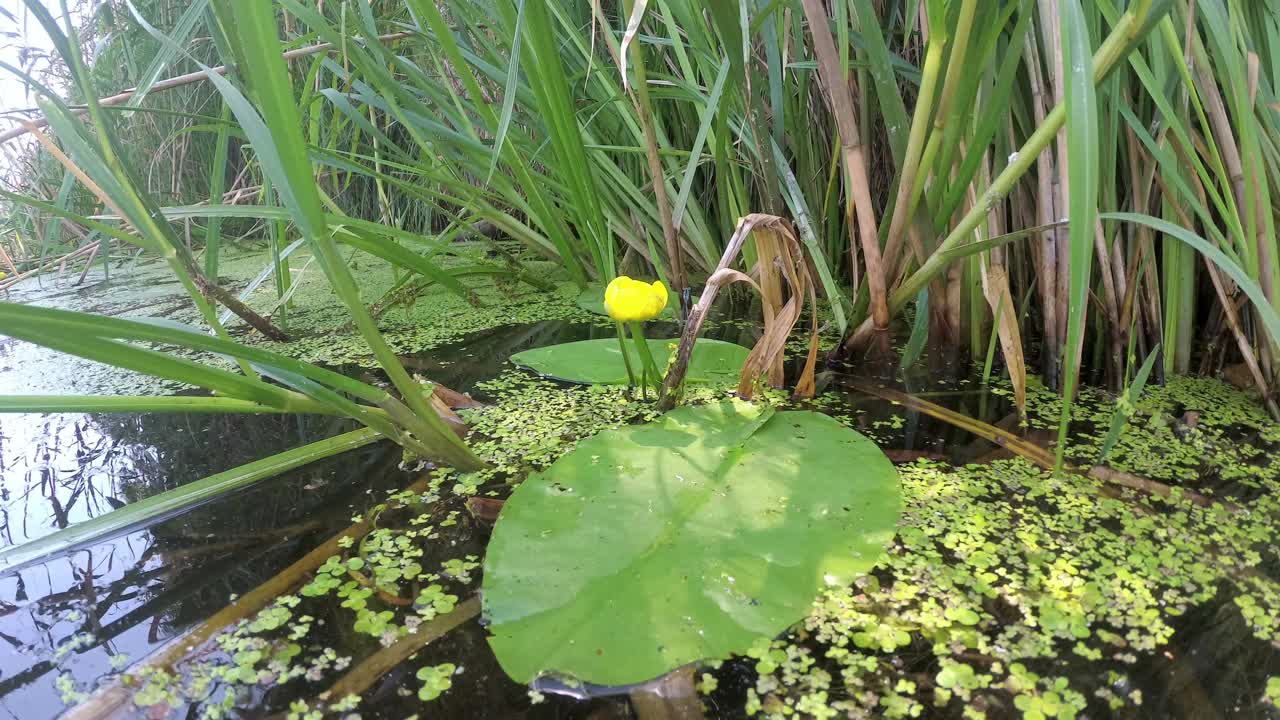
[1,413,142,548]
[0,410,407,720]
[0,411,360,549]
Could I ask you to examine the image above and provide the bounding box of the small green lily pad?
[510,338,749,385]
[482,400,901,685]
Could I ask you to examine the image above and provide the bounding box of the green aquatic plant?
[115,482,480,715]
[1000,373,1280,493]
[747,638,791,675]
[852,619,912,653]
[240,269,599,369]
[1098,343,1161,461]
[934,659,987,699]
[57,364,1279,718]
[604,274,669,391]
[446,372,678,498]
[509,337,749,387]
[55,673,87,705]
[416,585,459,618]
[416,663,458,701]
[482,399,901,685]
[10,0,1280,469]
[738,435,1280,718]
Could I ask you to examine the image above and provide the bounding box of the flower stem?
[614,321,637,390]
[628,321,663,390]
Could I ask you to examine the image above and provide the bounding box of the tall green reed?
[9,0,1280,451]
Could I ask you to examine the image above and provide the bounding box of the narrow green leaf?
[900,288,929,371]
[1098,344,1161,462]
[1055,0,1100,470]
[1102,212,1280,344]
[487,0,526,182]
[672,58,730,231]
[0,395,307,414]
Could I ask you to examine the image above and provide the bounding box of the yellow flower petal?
[604,275,668,322]
[651,280,668,308]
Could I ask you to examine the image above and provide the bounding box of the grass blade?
[0,396,318,414]
[487,0,525,182]
[899,287,929,371]
[1102,212,1280,343]
[1098,343,1161,461]
[210,0,482,469]
[1055,0,1101,470]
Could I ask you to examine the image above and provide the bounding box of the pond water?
[1,261,1278,719]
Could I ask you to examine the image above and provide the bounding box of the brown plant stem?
[849,380,1057,469]
[1026,28,1060,383]
[318,596,481,703]
[841,2,1161,355]
[657,214,817,410]
[800,0,890,335]
[0,240,101,291]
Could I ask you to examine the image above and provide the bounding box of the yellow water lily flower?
[604,276,668,322]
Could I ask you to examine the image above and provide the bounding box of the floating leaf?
[482,400,901,685]
[510,338,748,385]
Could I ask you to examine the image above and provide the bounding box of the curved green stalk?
[628,321,663,391]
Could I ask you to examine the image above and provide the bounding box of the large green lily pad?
[510,338,748,385]
[482,400,901,686]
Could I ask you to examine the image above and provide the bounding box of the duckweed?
[441,372,737,496]
[737,431,1280,718]
[100,359,1280,719]
[416,663,458,701]
[998,373,1280,487]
